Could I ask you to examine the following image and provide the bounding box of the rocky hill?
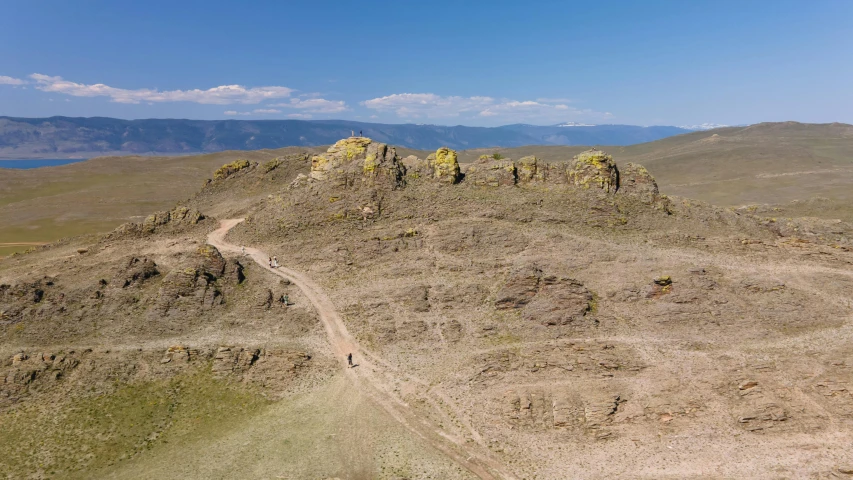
[2,136,853,478]
[0,116,689,158]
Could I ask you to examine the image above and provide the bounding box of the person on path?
[273,256,279,268]
[347,353,353,367]
[241,246,246,256]
[359,130,363,137]
[351,130,354,137]
[283,294,289,306]
[268,257,272,268]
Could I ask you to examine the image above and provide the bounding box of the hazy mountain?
[0,116,692,158]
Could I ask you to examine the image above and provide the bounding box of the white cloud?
[287,113,313,119]
[271,98,348,113]
[362,93,610,123]
[224,110,251,116]
[30,73,294,105]
[362,93,493,118]
[0,75,25,85]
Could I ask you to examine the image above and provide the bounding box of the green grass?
[0,370,267,479]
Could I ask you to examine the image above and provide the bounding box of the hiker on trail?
[283,294,289,306]
[351,130,354,137]
[268,257,273,268]
[273,256,279,268]
[359,130,363,137]
[241,246,246,256]
[347,353,353,367]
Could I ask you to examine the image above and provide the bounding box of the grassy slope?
[484,122,853,207]
[0,147,321,256]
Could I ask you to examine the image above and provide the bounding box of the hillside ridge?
[0,116,690,158]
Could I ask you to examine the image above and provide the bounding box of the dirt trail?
[208,219,516,480]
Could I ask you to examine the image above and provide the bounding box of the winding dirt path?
[208,219,516,480]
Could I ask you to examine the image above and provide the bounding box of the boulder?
[465,157,517,187]
[310,137,405,189]
[619,162,659,203]
[568,150,619,192]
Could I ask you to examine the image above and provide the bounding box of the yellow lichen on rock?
[363,153,378,174]
[214,159,251,180]
[428,147,461,184]
[568,150,619,192]
[517,156,543,182]
[310,136,406,188]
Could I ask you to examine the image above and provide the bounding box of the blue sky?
[1,0,851,127]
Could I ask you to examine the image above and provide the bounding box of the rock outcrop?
[495,265,594,325]
[214,159,251,180]
[428,147,462,184]
[403,147,463,184]
[568,150,619,192]
[516,156,547,183]
[618,162,660,204]
[310,137,405,189]
[154,244,240,316]
[109,206,206,238]
[465,156,517,186]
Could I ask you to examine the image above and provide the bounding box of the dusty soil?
[2,138,853,479]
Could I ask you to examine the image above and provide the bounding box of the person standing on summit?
[347,353,353,368]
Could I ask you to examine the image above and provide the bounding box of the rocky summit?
[2,136,853,479]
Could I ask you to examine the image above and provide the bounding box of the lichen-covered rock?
[426,147,462,184]
[568,150,619,192]
[619,162,659,203]
[517,156,546,183]
[465,157,517,187]
[310,137,405,189]
[214,159,251,180]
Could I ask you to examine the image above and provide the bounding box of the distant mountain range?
[0,116,703,158]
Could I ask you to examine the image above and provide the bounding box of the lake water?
[0,158,88,169]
